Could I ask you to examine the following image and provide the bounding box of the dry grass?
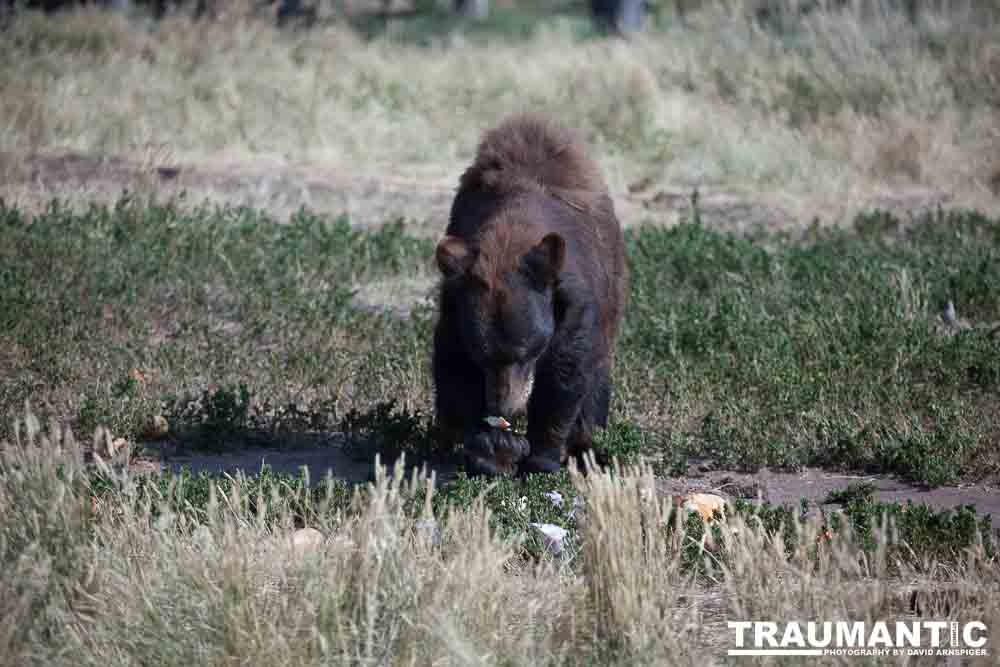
[1,1,998,229]
[2,411,998,666]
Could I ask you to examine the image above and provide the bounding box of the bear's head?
[436,229,564,417]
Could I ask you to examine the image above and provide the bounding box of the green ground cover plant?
[2,198,998,485]
[621,206,1000,485]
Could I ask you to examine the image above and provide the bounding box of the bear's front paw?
[464,429,529,477]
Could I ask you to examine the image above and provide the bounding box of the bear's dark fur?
[432,114,627,476]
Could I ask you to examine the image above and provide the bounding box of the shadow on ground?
[137,434,461,486]
[134,437,1000,528]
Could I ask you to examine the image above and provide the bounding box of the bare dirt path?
[1,151,958,235]
[134,440,1000,529]
[658,464,1000,527]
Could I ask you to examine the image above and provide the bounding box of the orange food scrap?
[484,416,512,430]
[683,493,727,521]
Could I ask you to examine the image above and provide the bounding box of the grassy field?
[2,1,1000,664]
[3,199,998,483]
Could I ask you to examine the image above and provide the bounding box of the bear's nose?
[484,364,534,416]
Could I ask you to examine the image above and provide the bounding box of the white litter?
[530,522,568,556]
[291,527,325,556]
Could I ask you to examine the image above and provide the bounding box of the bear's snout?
[484,363,535,417]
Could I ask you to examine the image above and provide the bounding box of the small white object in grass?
[291,527,325,556]
[484,416,512,430]
[415,518,442,546]
[530,523,568,556]
[543,490,564,508]
[505,496,528,514]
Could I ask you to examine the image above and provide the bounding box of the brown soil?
[135,436,460,486]
[1,151,955,236]
[132,441,1000,529]
[0,151,456,235]
[658,463,1000,526]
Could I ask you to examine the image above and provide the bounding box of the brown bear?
[432,113,627,476]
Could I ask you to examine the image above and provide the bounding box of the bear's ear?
[436,236,471,277]
[524,233,565,287]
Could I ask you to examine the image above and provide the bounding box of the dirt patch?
[657,464,1000,528]
[137,435,461,486]
[135,440,1000,529]
[2,151,956,237]
[1,151,457,234]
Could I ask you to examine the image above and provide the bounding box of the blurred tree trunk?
[455,0,487,21]
[615,0,643,33]
[591,0,644,35]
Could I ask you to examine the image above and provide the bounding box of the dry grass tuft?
[572,457,697,659]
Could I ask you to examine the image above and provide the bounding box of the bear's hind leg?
[568,370,612,472]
